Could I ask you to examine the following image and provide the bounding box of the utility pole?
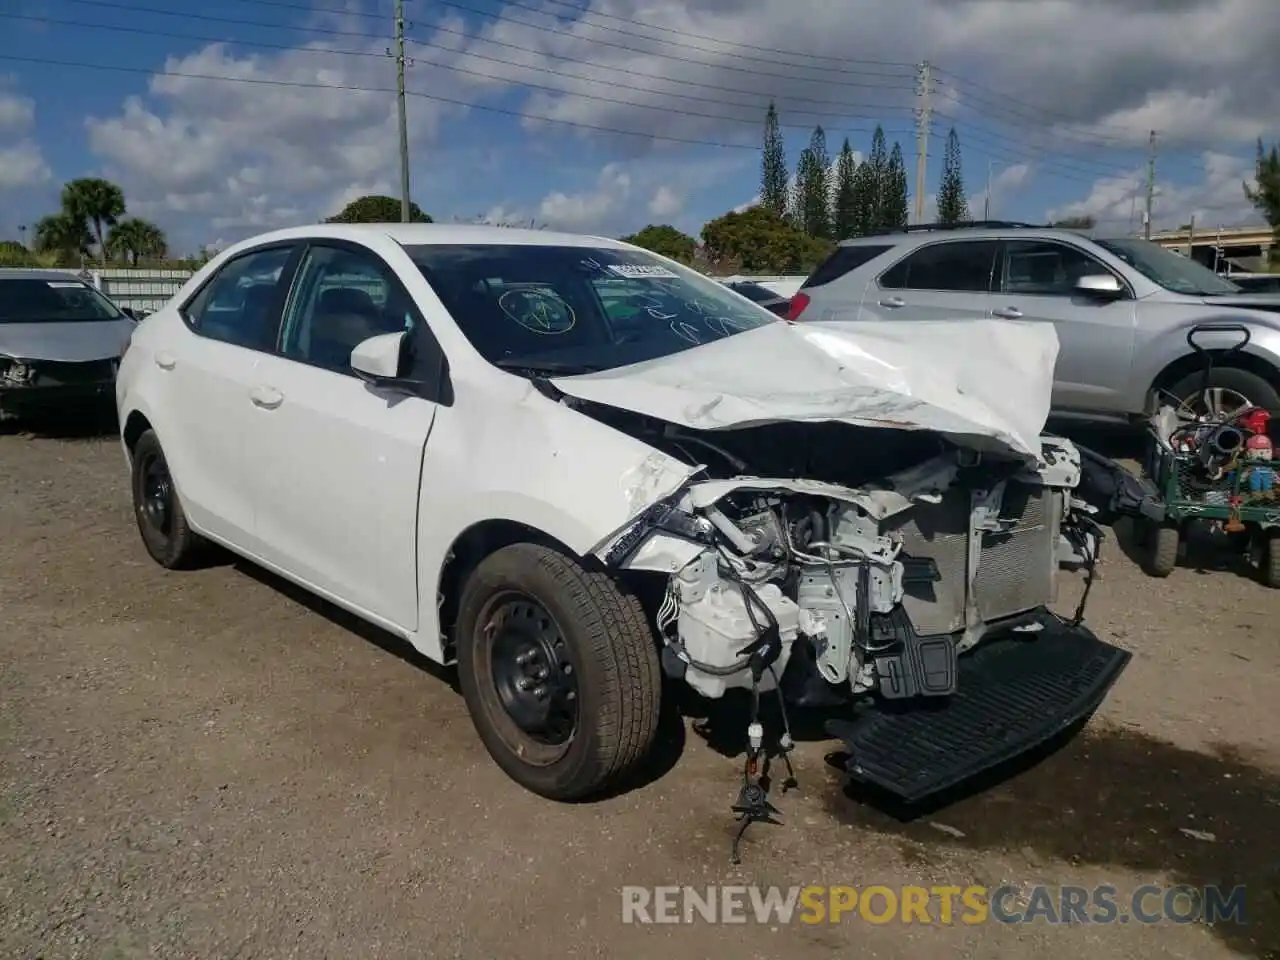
[913,61,933,225]
[1143,129,1157,240]
[983,159,999,220]
[393,0,411,222]
[1186,215,1195,259]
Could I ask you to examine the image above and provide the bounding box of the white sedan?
[116,224,1128,844]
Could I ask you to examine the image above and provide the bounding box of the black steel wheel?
[130,429,206,569]
[456,543,661,801]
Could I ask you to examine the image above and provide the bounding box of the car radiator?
[887,481,1059,637]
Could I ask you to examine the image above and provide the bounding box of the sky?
[0,0,1276,256]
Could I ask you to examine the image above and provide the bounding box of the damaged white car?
[115,224,1129,855]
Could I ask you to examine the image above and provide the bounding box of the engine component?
[672,552,800,698]
[795,559,903,686]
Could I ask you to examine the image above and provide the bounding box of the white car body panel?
[115,223,1073,671]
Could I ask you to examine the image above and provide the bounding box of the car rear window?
[801,244,895,290]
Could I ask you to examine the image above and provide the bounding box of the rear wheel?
[1262,529,1280,589]
[455,543,661,801]
[130,429,207,569]
[1141,520,1181,577]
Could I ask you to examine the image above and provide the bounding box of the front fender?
[1131,313,1280,409]
[411,382,697,661]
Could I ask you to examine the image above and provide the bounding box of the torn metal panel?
[551,317,1059,460]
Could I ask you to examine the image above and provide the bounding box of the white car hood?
[551,318,1059,459]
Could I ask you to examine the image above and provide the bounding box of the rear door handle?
[878,296,906,308]
[992,306,1023,319]
[249,385,284,410]
[154,351,176,370]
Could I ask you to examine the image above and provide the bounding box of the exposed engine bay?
[581,402,1100,706]
[566,397,1119,863]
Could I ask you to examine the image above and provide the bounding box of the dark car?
[1227,273,1280,294]
[0,269,137,420]
[721,279,792,317]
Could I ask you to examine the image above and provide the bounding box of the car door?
[242,240,441,631]
[994,238,1138,413]
[162,243,300,549]
[862,239,1001,322]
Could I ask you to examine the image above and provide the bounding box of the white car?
[115,224,1128,847]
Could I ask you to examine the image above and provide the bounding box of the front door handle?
[992,306,1023,319]
[249,385,284,410]
[154,351,176,370]
[878,296,906,308]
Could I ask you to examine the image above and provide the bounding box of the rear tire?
[1142,520,1180,577]
[1262,529,1280,589]
[1164,367,1280,419]
[130,429,207,569]
[455,543,661,801]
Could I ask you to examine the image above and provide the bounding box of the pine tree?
[851,160,876,237]
[792,148,814,231]
[833,139,858,240]
[884,142,909,230]
[866,126,889,229]
[798,126,832,238]
[937,127,971,225]
[760,101,789,217]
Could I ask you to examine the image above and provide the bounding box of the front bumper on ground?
[824,619,1131,803]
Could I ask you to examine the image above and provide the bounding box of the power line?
[0,51,875,152]
[931,115,1139,179]
[0,13,915,138]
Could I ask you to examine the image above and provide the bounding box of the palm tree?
[107,218,168,265]
[61,178,127,259]
[32,213,93,265]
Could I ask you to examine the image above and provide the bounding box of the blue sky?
[0,0,1274,255]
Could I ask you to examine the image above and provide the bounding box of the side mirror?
[1074,274,1124,298]
[351,331,409,382]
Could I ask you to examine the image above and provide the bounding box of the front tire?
[455,543,661,801]
[1141,520,1181,577]
[1262,529,1280,589]
[130,429,207,569]
[1165,367,1280,420]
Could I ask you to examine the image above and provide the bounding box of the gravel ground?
[1,422,1278,959]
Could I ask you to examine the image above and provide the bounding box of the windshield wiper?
[493,356,602,375]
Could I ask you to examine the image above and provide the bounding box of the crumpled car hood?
[551,318,1059,459]
[0,319,134,363]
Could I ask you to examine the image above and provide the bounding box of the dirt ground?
[1,421,1278,960]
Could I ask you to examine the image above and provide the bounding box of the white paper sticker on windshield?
[606,263,678,280]
[48,281,87,288]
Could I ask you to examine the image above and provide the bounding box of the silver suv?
[789,222,1280,423]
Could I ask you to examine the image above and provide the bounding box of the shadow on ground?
[0,405,118,439]
[822,724,1280,958]
[1111,516,1269,587]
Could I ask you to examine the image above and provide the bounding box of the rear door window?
[878,241,1000,292]
[182,245,296,351]
[802,245,895,289]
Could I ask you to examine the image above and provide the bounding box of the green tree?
[866,125,889,229]
[60,178,127,259]
[851,159,877,237]
[1051,215,1096,229]
[760,101,789,218]
[107,218,169,265]
[833,139,858,240]
[701,206,833,273]
[32,212,93,264]
[883,143,909,231]
[936,127,971,226]
[796,126,832,239]
[620,224,697,264]
[1244,138,1280,248]
[0,240,35,267]
[326,194,433,223]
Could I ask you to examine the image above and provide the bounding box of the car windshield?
[1093,238,1241,296]
[0,277,124,323]
[405,243,777,374]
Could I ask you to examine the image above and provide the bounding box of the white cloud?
[0,85,50,191]
[647,185,682,218]
[84,11,485,247]
[970,162,1032,218]
[538,163,632,231]
[1045,151,1261,230]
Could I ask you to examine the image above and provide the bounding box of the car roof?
[0,268,92,282]
[224,222,632,251]
[835,224,1130,247]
